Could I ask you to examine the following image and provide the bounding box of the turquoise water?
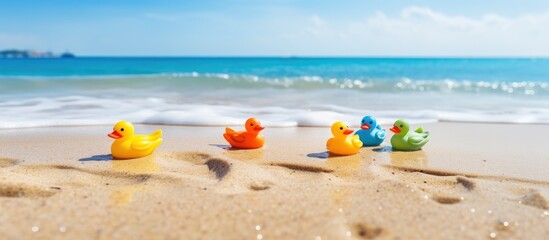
[1,57,549,82]
[1,57,548,128]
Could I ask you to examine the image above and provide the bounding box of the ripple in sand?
[518,191,548,210]
[352,223,384,239]
[432,196,462,204]
[18,165,152,187]
[0,184,58,198]
[168,151,211,164]
[163,151,233,180]
[249,181,273,191]
[270,163,333,173]
[456,176,476,191]
[0,158,20,168]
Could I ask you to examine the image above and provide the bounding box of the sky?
[1,0,549,56]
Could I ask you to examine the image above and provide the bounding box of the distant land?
[0,49,75,58]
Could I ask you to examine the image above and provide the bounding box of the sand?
[0,123,548,239]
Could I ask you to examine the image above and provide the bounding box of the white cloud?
[5,6,548,56]
[295,6,549,56]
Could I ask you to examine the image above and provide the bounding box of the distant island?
[0,49,75,58]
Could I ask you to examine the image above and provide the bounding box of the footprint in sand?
[517,190,548,210]
[351,222,385,239]
[10,165,152,188]
[0,158,60,198]
[0,183,59,198]
[163,152,232,180]
[1,163,162,203]
[0,158,20,168]
[376,165,477,206]
[426,176,472,205]
[205,158,231,180]
[164,151,282,194]
[380,162,549,210]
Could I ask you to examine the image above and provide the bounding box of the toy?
[223,118,265,149]
[326,121,363,155]
[355,115,386,146]
[390,119,429,151]
[108,120,163,159]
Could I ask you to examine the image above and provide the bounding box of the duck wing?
[225,128,246,143]
[375,129,386,140]
[131,139,155,151]
[351,135,363,148]
[407,134,429,146]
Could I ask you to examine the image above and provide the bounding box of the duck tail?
[150,129,163,139]
[376,130,386,140]
[225,127,236,134]
[415,127,424,133]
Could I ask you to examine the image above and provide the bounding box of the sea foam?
[1,72,549,128]
[1,94,547,129]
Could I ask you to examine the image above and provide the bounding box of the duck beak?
[254,125,265,131]
[361,124,370,130]
[108,130,123,139]
[343,129,354,135]
[390,126,401,134]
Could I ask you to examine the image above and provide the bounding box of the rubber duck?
[223,118,265,149]
[326,121,363,156]
[390,119,429,151]
[355,115,386,146]
[108,121,163,159]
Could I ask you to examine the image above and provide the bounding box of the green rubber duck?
[390,119,429,151]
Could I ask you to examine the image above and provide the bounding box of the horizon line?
[17,55,549,59]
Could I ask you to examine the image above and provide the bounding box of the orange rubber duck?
[223,118,265,149]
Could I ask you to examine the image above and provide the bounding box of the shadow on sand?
[79,154,113,161]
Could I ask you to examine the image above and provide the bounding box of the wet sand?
[0,123,548,239]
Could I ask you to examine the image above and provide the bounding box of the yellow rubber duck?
[108,121,163,159]
[326,121,363,156]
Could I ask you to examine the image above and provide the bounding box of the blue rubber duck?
[355,115,386,147]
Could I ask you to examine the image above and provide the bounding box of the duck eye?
[399,125,403,128]
[339,127,343,130]
[370,121,373,124]
[121,128,124,132]
[362,120,364,123]
[250,123,254,126]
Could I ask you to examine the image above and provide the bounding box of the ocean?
[1,57,548,128]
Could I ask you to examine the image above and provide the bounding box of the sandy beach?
[4,1,549,239]
[0,122,547,239]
